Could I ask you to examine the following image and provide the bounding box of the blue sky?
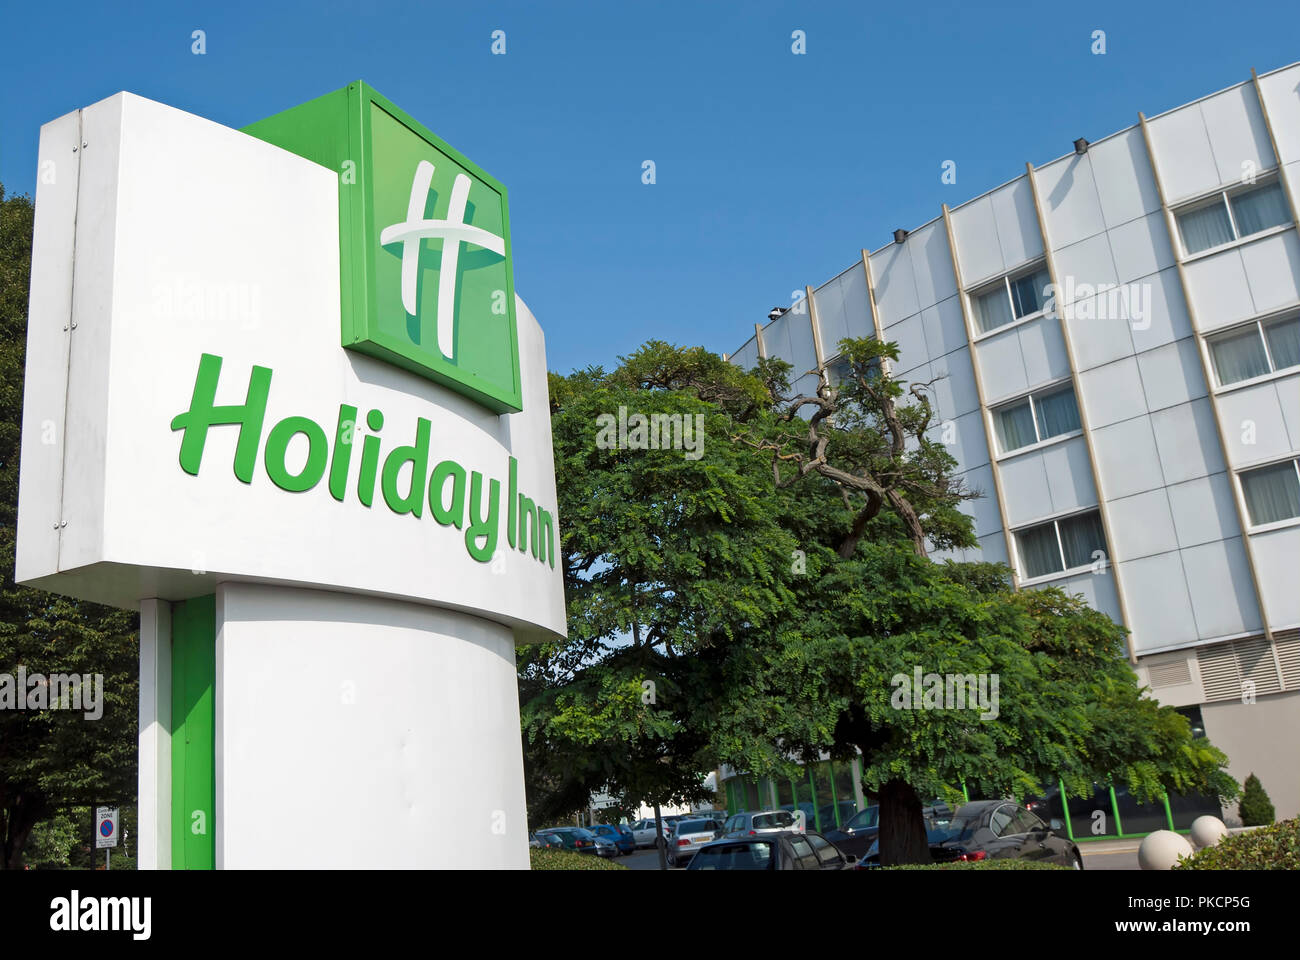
[3,0,1298,374]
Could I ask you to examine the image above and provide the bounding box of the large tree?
[533,336,1236,866]
[520,350,796,861]
[0,184,140,869]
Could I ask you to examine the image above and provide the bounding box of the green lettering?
[328,404,358,501]
[381,417,431,517]
[465,472,500,562]
[170,353,271,483]
[264,416,328,492]
[429,460,467,528]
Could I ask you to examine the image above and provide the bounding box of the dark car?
[535,827,605,855]
[588,823,636,855]
[686,830,855,870]
[823,805,879,858]
[861,801,1083,869]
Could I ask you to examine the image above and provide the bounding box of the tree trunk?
[653,801,667,870]
[876,778,929,866]
[1,791,47,870]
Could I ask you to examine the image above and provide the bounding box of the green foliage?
[532,337,1236,863]
[1237,773,1275,827]
[528,846,626,870]
[524,344,799,822]
[1174,818,1297,870]
[0,183,140,868]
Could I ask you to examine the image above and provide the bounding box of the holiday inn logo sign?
[169,353,556,569]
[244,82,522,414]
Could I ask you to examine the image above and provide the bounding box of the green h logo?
[244,82,523,413]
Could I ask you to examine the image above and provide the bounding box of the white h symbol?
[379,160,505,360]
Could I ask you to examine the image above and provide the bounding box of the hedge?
[529,847,627,870]
[1174,818,1299,870]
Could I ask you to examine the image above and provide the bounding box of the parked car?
[822,805,879,858]
[528,832,565,849]
[588,823,635,855]
[666,818,723,867]
[629,819,660,848]
[722,809,799,837]
[535,827,603,855]
[859,801,1083,869]
[687,830,855,870]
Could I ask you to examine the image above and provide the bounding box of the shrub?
[529,847,626,870]
[1174,818,1298,870]
[1237,773,1275,827]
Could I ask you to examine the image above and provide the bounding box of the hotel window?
[992,384,1081,454]
[971,263,1052,335]
[1175,179,1291,256]
[1240,459,1300,526]
[1208,312,1300,386]
[1015,510,1107,580]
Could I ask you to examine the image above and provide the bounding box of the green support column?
[172,595,216,870]
[961,779,969,803]
[1162,791,1174,832]
[828,763,841,829]
[1109,784,1124,836]
[808,766,821,833]
[1059,778,1075,842]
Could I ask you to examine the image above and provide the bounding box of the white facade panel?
[1017,315,1071,386]
[1066,307,1134,372]
[1251,525,1300,627]
[888,312,930,370]
[975,329,1028,401]
[1215,381,1293,468]
[1136,336,1205,412]
[1036,155,1106,249]
[1199,83,1276,187]
[946,408,989,473]
[1129,268,1193,355]
[1121,551,1201,654]
[1092,416,1166,498]
[1088,127,1163,229]
[1050,569,1122,626]
[1041,434,1098,513]
[921,297,967,359]
[990,176,1044,268]
[1258,65,1300,164]
[1107,211,1175,284]
[1181,537,1264,638]
[1079,356,1145,428]
[870,242,919,324]
[950,194,1004,285]
[975,530,1008,565]
[1147,104,1224,203]
[1108,488,1180,560]
[929,350,982,418]
[907,221,958,310]
[1166,472,1241,548]
[998,453,1054,528]
[1054,233,1119,305]
[1184,248,1257,332]
[1150,399,1225,484]
[1238,229,1300,315]
[960,463,1001,537]
[1278,372,1300,449]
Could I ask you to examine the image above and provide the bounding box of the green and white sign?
[245,82,523,413]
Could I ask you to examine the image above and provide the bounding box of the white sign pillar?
[18,91,565,869]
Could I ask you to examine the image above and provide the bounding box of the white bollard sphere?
[1189,815,1228,849]
[1138,830,1194,870]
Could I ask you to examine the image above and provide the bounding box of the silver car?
[721,809,801,837]
[665,817,723,867]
